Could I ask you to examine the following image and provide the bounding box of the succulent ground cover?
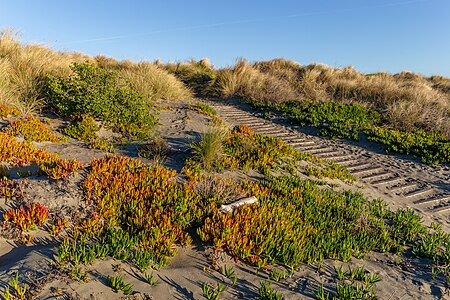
[0,178,26,202]
[199,176,450,284]
[54,156,216,277]
[0,34,449,296]
[0,104,21,118]
[5,115,66,143]
[0,131,83,180]
[43,151,450,297]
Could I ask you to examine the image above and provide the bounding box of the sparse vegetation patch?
[184,125,355,183]
[0,131,84,179]
[5,115,66,142]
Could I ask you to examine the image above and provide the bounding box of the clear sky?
[1,0,449,76]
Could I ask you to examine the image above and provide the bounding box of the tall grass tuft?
[211,59,298,103]
[191,125,228,171]
[160,58,216,95]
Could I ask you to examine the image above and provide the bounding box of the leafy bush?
[46,62,157,139]
[63,114,99,142]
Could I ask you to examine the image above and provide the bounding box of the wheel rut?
[208,101,450,220]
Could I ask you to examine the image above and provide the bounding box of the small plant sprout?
[106,275,133,295]
[145,272,160,286]
[0,286,12,300]
[202,281,226,300]
[315,284,330,300]
[348,266,366,283]
[231,275,238,286]
[257,281,284,300]
[9,273,27,300]
[219,265,235,279]
[335,265,347,282]
[269,269,288,282]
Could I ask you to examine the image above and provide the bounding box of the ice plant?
[0,178,27,202]
[0,132,84,179]
[6,115,66,142]
[3,202,49,231]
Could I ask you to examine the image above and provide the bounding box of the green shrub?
[46,62,157,139]
[63,114,99,142]
[366,126,450,165]
[270,100,381,139]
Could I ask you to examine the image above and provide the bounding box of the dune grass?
[0,32,192,121]
[0,30,91,114]
[160,58,216,95]
[95,56,192,101]
[197,58,449,141]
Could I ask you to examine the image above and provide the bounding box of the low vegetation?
[55,156,216,274]
[2,202,49,232]
[316,265,381,299]
[6,115,66,142]
[258,100,450,164]
[0,131,83,179]
[184,125,355,183]
[106,275,133,295]
[63,114,99,142]
[0,178,26,202]
[159,58,450,165]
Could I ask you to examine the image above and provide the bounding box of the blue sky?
[1,0,449,76]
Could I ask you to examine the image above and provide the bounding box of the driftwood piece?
[219,196,258,213]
